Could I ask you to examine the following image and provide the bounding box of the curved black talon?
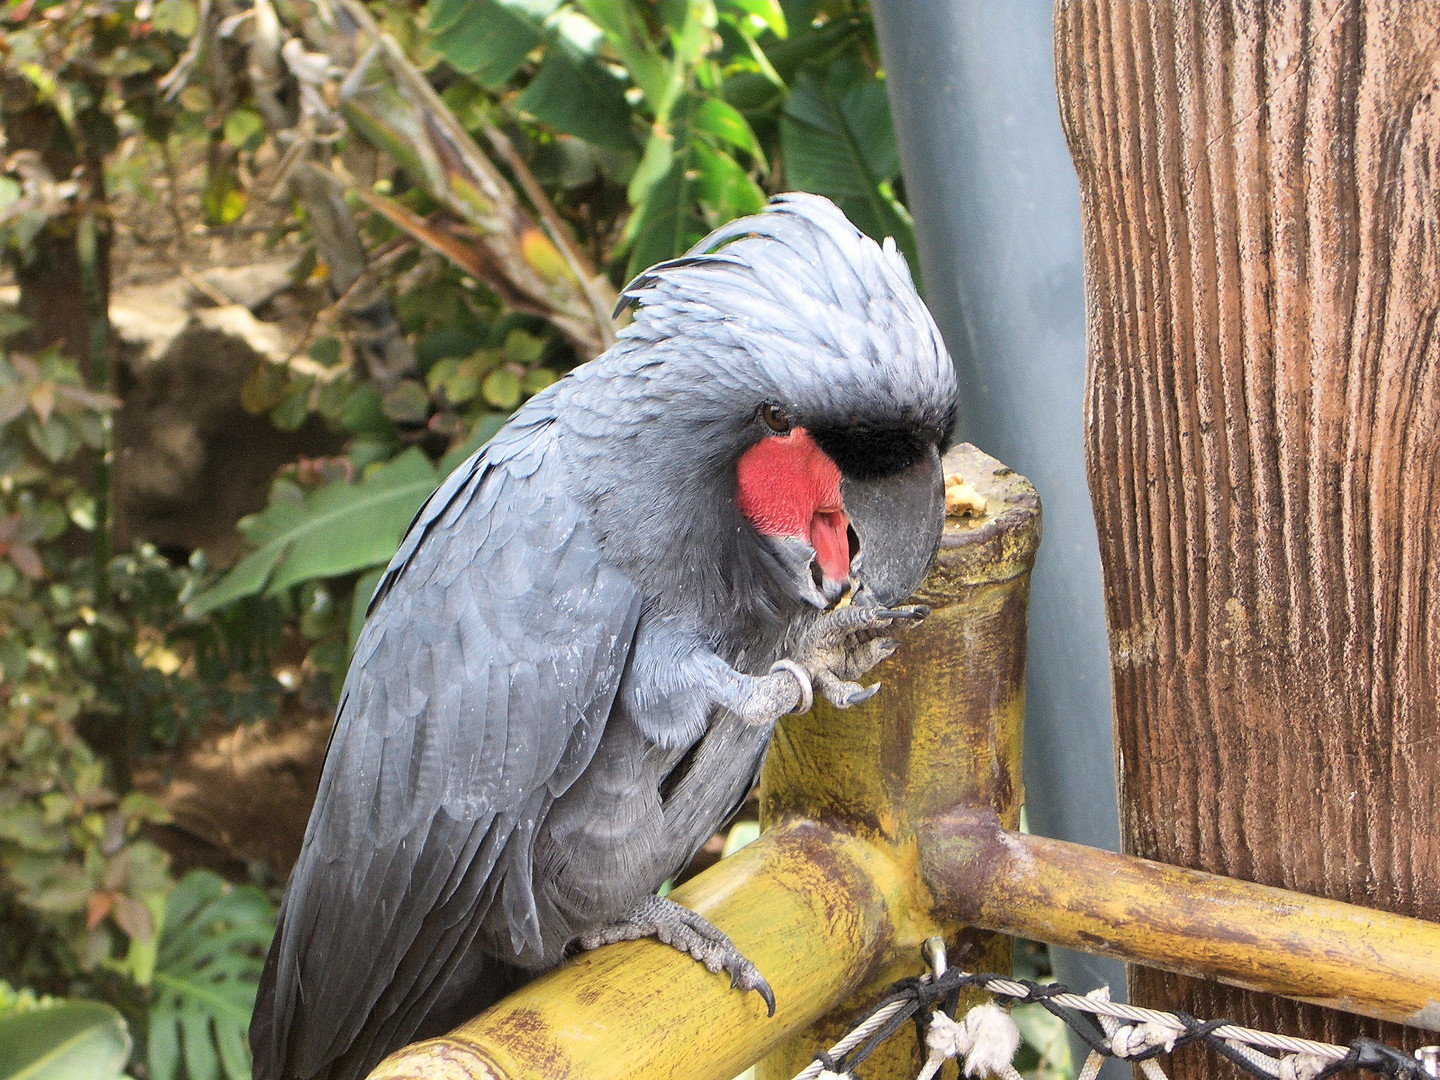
[737,970,777,1017]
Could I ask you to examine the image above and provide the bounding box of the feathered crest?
[614,192,956,451]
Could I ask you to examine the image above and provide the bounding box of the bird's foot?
[792,603,928,708]
[577,895,775,1016]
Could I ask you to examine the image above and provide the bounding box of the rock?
[112,302,342,562]
[196,257,298,311]
[1,266,342,561]
[109,279,193,362]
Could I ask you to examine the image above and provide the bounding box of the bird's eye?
[760,403,792,434]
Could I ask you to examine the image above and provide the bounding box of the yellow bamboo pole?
[921,808,1440,1031]
[366,821,911,1080]
[757,445,1038,1078]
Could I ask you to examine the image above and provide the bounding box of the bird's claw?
[816,671,881,709]
[785,604,926,709]
[578,895,775,1016]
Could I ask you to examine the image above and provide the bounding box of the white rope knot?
[815,1071,851,1080]
[957,1001,1023,1078]
[1278,1053,1331,1080]
[1112,1020,1181,1058]
[925,1009,967,1059]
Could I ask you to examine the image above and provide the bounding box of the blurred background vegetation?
[0,2,1069,1077]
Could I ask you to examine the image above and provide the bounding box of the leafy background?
[0,2,1069,1078]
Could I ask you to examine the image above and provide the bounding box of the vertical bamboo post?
[757,443,1039,1079]
[1055,3,1440,1075]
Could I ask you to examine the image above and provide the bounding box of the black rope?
[806,968,1430,1080]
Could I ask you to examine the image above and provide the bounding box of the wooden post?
[1054,1,1440,1073]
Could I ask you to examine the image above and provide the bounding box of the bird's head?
[579,194,956,625]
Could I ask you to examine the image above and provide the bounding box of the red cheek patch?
[736,428,851,583]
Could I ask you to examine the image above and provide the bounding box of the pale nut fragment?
[945,472,987,518]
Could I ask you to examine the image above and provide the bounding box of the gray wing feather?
[253,409,642,1080]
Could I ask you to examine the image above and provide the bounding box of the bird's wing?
[252,408,643,1080]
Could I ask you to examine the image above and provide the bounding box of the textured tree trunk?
[1054,2,1440,1075]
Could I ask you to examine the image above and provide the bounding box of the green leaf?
[692,142,765,221]
[577,0,669,106]
[481,368,522,410]
[149,871,275,1080]
[625,160,708,279]
[692,96,764,160]
[782,60,897,192]
[723,14,861,109]
[718,0,787,38]
[0,1000,130,1080]
[427,0,554,88]
[516,48,637,153]
[627,129,676,210]
[187,450,441,614]
[780,59,919,281]
[202,169,247,227]
[721,819,761,857]
[222,108,265,151]
[0,805,67,853]
[381,379,432,423]
[150,0,198,36]
[24,415,76,463]
[502,329,546,364]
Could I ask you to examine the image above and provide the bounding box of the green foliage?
[0,984,130,1080]
[0,277,277,1080]
[780,56,918,277]
[0,715,173,985]
[192,0,917,640]
[148,871,276,1080]
[422,0,913,278]
[0,0,193,260]
[188,448,441,616]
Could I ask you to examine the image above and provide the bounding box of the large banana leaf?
[0,1002,130,1080]
[187,449,440,615]
[780,57,920,283]
[427,0,553,88]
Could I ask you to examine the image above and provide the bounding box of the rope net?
[789,942,1439,1080]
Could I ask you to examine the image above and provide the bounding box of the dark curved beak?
[842,446,946,608]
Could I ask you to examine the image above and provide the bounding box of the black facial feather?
[809,423,933,481]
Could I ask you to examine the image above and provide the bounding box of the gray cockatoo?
[250,194,958,1080]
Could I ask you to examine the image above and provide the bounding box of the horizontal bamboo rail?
[923,808,1440,1032]
[369,821,915,1080]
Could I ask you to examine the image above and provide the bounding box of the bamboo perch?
[368,821,912,1080]
[367,805,1440,1080]
[922,808,1440,1033]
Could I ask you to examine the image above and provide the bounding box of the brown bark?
[1054,1,1440,1074]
